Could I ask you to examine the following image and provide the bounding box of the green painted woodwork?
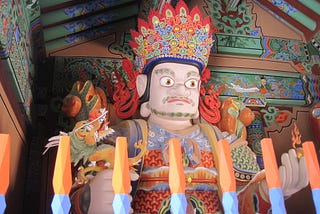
[212,67,301,78]
[260,106,282,127]
[208,68,310,106]
[215,33,263,56]
[110,31,134,60]
[0,0,35,122]
[264,98,307,106]
[268,0,316,31]
[298,0,320,15]
[40,0,135,26]
[45,18,136,52]
[204,0,256,35]
[25,0,41,21]
[262,37,318,75]
[287,10,316,31]
[51,55,312,109]
[43,4,138,42]
[2,58,25,102]
[0,1,12,56]
[52,57,124,99]
[39,0,74,8]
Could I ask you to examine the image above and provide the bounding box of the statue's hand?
[279,149,309,197]
[88,169,114,214]
[88,169,139,214]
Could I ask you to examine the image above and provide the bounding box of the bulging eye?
[185,79,199,89]
[160,76,175,87]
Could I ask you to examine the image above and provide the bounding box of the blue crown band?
[142,56,205,74]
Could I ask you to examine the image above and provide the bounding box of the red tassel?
[199,70,222,124]
[112,60,139,119]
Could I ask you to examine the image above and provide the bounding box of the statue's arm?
[69,120,142,214]
[230,137,308,213]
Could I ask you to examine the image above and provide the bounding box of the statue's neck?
[148,114,193,131]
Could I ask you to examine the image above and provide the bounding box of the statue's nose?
[172,83,188,95]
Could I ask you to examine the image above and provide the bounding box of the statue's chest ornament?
[147,124,210,166]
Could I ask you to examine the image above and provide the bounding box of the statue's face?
[148,62,200,120]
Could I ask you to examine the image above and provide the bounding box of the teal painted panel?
[208,69,310,106]
[269,0,317,31]
[299,0,320,15]
[217,46,263,56]
[289,10,316,31]
[215,33,263,57]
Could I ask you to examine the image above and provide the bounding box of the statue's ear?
[136,74,147,97]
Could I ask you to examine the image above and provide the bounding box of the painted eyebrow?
[154,68,175,76]
[187,71,200,78]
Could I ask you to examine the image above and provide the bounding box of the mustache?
[163,96,195,105]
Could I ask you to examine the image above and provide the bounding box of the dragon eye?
[185,79,199,89]
[160,76,175,87]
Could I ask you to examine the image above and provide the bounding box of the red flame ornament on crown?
[113,0,221,123]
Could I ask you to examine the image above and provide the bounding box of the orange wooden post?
[51,136,72,214]
[217,139,236,192]
[169,138,186,193]
[217,139,238,214]
[261,138,281,188]
[261,138,286,214]
[0,134,10,214]
[168,138,187,213]
[112,137,130,213]
[302,141,320,213]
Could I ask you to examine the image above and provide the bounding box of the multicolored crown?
[129,0,214,73]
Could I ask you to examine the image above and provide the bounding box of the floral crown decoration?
[130,0,214,73]
[113,0,221,123]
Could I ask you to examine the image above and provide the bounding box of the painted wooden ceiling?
[39,0,143,56]
[38,0,320,57]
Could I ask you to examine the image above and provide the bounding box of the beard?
[149,107,198,120]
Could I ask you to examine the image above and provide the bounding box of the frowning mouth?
[167,98,191,104]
